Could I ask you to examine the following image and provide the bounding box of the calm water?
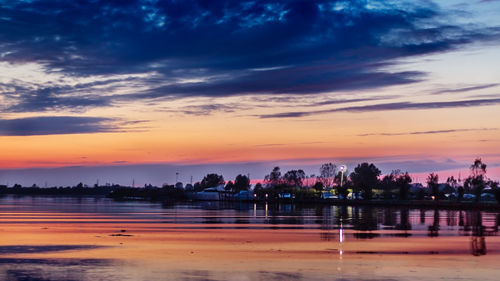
[0,195,498,280]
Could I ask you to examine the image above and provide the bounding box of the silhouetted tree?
[264,166,281,188]
[380,170,411,199]
[318,163,336,188]
[200,174,225,189]
[427,173,439,200]
[395,171,412,200]
[380,172,397,199]
[225,181,234,191]
[253,182,263,192]
[233,174,250,192]
[489,180,499,190]
[465,158,487,202]
[446,176,458,189]
[282,169,306,188]
[350,163,381,200]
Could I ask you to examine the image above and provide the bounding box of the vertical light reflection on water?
[265,202,268,219]
[337,215,344,276]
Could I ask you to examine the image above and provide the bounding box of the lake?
[0,195,498,280]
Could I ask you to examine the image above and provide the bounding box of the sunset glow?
[1,0,500,186]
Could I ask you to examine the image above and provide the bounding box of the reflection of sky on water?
[0,196,498,236]
[0,258,121,281]
[0,196,499,280]
[0,245,105,254]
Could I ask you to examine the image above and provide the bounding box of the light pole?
[339,165,346,190]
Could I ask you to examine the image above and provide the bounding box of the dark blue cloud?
[0,77,138,113]
[129,68,423,98]
[0,0,499,111]
[6,88,110,113]
[0,116,120,136]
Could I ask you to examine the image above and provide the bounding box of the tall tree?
[395,171,412,200]
[465,158,487,202]
[349,163,381,200]
[380,171,397,199]
[264,166,281,188]
[427,173,439,200]
[446,176,458,189]
[318,163,336,188]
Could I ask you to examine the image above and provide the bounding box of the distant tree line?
[1,158,499,204]
[245,158,500,203]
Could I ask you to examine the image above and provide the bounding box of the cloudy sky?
[1,0,500,186]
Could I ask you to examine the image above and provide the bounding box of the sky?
[1,0,500,187]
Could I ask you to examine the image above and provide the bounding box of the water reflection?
[428,209,440,237]
[0,196,499,257]
[470,211,487,256]
[188,202,499,256]
[0,258,120,281]
[178,202,500,253]
[0,245,105,254]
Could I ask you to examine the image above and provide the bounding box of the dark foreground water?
[0,195,498,280]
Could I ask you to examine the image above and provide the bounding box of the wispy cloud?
[358,128,498,137]
[432,83,499,95]
[259,98,500,118]
[253,143,286,147]
[312,96,398,106]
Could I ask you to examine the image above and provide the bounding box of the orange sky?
[1,1,500,185]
